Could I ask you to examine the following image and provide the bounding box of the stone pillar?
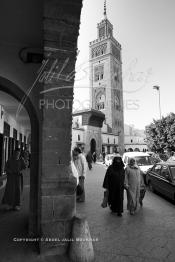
[40,0,83,255]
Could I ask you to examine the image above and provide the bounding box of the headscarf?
[128,157,139,169]
[112,156,124,170]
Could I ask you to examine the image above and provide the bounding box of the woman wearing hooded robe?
[2,149,26,211]
[124,158,141,215]
[102,156,125,216]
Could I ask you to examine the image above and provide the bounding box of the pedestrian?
[71,151,79,186]
[21,149,29,169]
[102,156,125,216]
[2,149,26,211]
[73,147,88,202]
[124,158,141,215]
[102,151,106,164]
[86,151,93,170]
[92,151,96,163]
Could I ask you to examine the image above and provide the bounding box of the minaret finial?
[104,0,107,18]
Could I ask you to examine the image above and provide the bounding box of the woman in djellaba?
[124,158,144,215]
[103,156,125,216]
[2,149,26,211]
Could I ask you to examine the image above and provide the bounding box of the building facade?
[124,124,148,152]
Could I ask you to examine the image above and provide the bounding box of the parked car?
[122,152,154,183]
[104,154,116,166]
[146,162,175,202]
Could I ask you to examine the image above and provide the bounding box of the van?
[122,152,154,183]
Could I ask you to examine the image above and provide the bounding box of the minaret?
[89,0,124,153]
[104,0,107,19]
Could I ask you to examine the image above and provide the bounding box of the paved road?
[77,163,175,262]
[0,165,175,262]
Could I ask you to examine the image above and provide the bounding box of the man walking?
[73,147,87,202]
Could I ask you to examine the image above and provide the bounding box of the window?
[161,166,171,180]
[19,133,22,142]
[78,135,80,141]
[135,156,152,166]
[152,164,162,175]
[170,166,175,179]
[13,128,17,140]
[94,65,104,82]
[96,93,105,110]
[97,102,104,110]
[4,122,10,137]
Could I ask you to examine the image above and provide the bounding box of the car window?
[170,166,175,179]
[135,156,153,166]
[160,166,170,179]
[152,164,162,174]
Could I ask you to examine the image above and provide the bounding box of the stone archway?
[0,76,40,237]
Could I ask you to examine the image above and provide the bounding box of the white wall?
[71,128,85,150]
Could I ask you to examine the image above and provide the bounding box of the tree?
[145,113,175,152]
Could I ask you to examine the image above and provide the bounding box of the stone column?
[40,0,83,255]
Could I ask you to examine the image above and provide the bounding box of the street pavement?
[76,162,175,262]
[0,164,175,262]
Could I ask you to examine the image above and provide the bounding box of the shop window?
[13,128,17,140]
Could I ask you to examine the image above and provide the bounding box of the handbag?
[101,190,109,208]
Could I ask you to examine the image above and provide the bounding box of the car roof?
[156,161,175,166]
[123,152,150,157]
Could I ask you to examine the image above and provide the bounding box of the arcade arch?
[0,77,40,237]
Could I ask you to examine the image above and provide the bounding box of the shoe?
[117,213,122,217]
[130,211,134,215]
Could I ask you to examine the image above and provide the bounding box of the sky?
[73,0,175,129]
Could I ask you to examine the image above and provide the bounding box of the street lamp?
[153,85,162,119]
